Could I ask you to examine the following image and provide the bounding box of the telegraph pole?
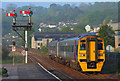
[25,30,28,63]
[25,8,31,63]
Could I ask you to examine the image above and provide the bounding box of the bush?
[39,46,48,54]
[2,67,8,74]
[114,48,120,52]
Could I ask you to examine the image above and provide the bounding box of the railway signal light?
[12,41,15,46]
[12,41,16,52]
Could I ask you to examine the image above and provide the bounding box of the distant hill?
[2,2,118,35]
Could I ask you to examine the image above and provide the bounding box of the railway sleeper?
[70,61,81,71]
[49,55,82,71]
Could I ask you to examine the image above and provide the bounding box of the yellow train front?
[78,35,105,72]
[49,33,105,72]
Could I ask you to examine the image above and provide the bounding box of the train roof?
[60,32,97,42]
[50,40,58,43]
[50,32,100,43]
[115,32,120,36]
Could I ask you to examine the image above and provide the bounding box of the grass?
[2,56,24,64]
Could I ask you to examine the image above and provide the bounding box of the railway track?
[27,49,118,80]
[28,52,92,79]
[15,48,119,80]
[28,54,75,81]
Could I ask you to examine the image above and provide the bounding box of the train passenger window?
[76,45,78,55]
[80,40,85,42]
[98,43,103,50]
[72,45,74,52]
[80,43,86,50]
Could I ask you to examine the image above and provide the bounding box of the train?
[48,33,105,72]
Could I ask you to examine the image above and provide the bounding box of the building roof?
[94,24,101,28]
[116,32,120,36]
[33,32,79,41]
[50,32,99,43]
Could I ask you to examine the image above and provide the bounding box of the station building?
[31,32,78,49]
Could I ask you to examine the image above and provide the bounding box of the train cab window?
[98,43,103,50]
[38,43,40,46]
[80,43,86,50]
[98,40,102,42]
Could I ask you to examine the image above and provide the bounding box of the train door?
[89,41,95,61]
[87,38,98,69]
[87,38,98,62]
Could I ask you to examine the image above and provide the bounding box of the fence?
[102,52,120,74]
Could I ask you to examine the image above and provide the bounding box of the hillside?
[2,2,118,35]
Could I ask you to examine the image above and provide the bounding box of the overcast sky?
[1,0,120,2]
[1,0,119,9]
[2,2,89,9]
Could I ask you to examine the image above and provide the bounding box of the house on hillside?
[48,24,57,28]
[90,20,119,34]
[108,21,119,34]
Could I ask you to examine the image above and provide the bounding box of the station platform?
[2,63,58,81]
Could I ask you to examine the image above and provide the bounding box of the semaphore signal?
[20,11,31,14]
[6,8,33,64]
[19,8,33,16]
[6,10,17,17]
[6,13,15,16]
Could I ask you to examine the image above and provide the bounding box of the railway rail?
[13,48,119,80]
[27,48,118,80]
[28,54,75,81]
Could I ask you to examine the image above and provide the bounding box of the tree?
[60,27,71,32]
[73,24,86,34]
[98,24,115,47]
[20,28,34,48]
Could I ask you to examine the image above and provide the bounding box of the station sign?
[106,45,112,51]
[21,50,26,56]
[12,46,16,52]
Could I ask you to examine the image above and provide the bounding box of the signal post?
[7,8,33,63]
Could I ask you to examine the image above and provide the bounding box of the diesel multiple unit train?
[49,33,105,72]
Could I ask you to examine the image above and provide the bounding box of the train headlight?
[80,54,85,57]
[98,54,103,56]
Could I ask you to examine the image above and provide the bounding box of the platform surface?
[2,63,56,80]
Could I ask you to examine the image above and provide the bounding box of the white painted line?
[38,63,62,81]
